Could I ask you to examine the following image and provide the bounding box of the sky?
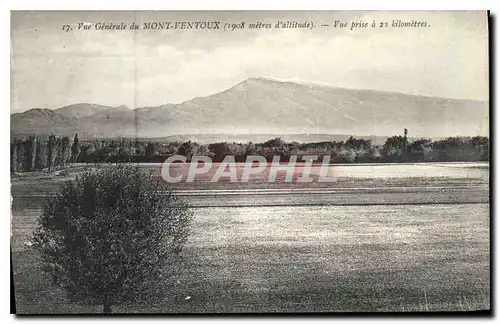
[11,11,489,113]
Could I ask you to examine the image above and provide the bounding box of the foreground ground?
[11,162,490,313]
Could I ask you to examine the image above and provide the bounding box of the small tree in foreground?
[32,165,193,313]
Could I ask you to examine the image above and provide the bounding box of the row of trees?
[72,135,491,163]
[11,134,80,172]
[11,133,489,172]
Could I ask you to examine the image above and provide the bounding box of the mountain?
[10,108,76,135]
[55,103,129,119]
[11,77,489,139]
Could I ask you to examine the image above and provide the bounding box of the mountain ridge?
[11,77,489,139]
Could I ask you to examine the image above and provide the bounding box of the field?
[10,162,490,313]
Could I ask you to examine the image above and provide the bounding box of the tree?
[407,138,433,161]
[10,139,19,172]
[245,142,256,156]
[403,128,409,159]
[381,135,407,162]
[32,165,193,313]
[78,144,96,163]
[71,133,80,163]
[35,137,48,170]
[60,136,71,166]
[345,136,371,151]
[208,142,230,160]
[24,135,37,171]
[145,142,156,156]
[14,140,27,172]
[262,137,284,149]
[341,148,357,163]
[47,134,57,171]
[177,141,198,161]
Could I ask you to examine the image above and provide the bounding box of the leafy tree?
[407,139,432,153]
[208,142,231,160]
[345,136,371,151]
[177,141,198,161]
[471,136,489,160]
[35,137,48,170]
[381,135,407,162]
[32,165,193,313]
[78,144,96,163]
[145,142,156,156]
[341,148,357,163]
[47,134,57,171]
[24,135,37,171]
[14,140,27,172]
[262,137,285,149]
[471,136,488,148]
[10,139,19,172]
[71,133,80,163]
[60,136,71,166]
[405,138,432,160]
[245,142,256,155]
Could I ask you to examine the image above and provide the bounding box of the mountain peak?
[245,76,334,89]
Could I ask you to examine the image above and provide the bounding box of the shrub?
[32,165,193,313]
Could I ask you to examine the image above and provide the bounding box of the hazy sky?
[11,11,488,113]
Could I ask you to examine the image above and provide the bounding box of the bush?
[32,165,193,313]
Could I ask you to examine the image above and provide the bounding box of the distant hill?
[11,77,489,140]
[55,103,129,119]
[10,108,76,135]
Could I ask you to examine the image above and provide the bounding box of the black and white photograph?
[10,10,490,314]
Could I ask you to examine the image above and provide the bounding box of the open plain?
[11,162,490,313]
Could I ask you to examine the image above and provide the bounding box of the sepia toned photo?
[10,10,490,314]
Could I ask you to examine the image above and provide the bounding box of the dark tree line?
[11,134,79,172]
[11,133,489,172]
[381,135,489,162]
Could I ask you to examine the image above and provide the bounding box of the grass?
[12,202,490,313]
[400,293,489,312]
[10,163,490,313]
